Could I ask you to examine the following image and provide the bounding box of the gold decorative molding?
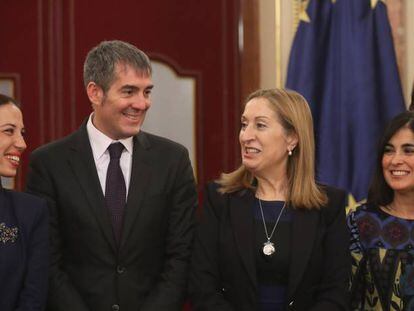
[292,0,302,34]
[371,0,386,9]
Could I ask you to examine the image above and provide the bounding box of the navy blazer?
[0,186,48,311]
[190,182,350,311]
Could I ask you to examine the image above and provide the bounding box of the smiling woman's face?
[382,126,414,194]
[0,103,26,177]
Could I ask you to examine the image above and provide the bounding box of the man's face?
[90,63,153,140]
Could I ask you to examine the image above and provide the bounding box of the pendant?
[262,241,275,256]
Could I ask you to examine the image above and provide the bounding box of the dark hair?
[83,40,152,93]
[368,111,414,206]
[0,93,18,107]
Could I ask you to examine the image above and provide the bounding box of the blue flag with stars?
[286,0,405,201]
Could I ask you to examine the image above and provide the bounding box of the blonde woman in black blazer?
[190,89,349,311]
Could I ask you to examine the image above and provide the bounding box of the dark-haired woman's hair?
[0,94,18,107]
[368,111,414,206]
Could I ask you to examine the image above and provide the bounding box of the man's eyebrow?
[120,85,138,90]
[120,84,154,90]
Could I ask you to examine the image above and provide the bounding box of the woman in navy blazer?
[0,94,48,311]
[190,89,349,310]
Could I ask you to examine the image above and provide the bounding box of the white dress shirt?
[86,114,133,197]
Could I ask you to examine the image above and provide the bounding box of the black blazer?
[190,182,349,311]
[0,188,48,311]
[26,123,198,311]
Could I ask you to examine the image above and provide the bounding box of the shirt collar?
[86,113,133,161]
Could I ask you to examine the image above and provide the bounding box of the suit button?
[288,301,294,309]
[116,266,125,274]
[112,304,120,311]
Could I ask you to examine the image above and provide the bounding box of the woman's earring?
[288,149,292,156]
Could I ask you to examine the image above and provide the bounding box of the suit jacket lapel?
[120,132,152,248]
[287,207,319,300]
[230,190,257,288]
[68,124,117,252]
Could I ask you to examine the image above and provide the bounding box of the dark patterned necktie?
[105,142,126,244]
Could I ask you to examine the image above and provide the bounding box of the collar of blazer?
[228,188,319,300]
[67,121,153,253]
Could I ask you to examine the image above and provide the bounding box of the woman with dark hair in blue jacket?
[0,94,48,311]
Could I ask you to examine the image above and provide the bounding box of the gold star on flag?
[371,0,386,9]
[299,0,311,23]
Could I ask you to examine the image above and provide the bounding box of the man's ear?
[86,82,104,107]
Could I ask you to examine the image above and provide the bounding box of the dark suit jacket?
[0,188,49,311]
[190,182,349,311]
[26,123,198,311]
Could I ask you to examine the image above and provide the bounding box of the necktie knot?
[108,142,124,160]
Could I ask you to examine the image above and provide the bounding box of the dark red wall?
[0,0,243,190]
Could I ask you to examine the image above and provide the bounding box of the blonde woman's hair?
[217,88,327,209]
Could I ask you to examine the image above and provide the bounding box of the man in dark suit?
[26,40,198,311]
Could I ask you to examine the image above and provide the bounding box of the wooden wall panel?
[0,0,244,191]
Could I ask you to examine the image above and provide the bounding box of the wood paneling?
[0,0,244,190]
[240,0,260,105]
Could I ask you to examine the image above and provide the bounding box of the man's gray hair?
[83,40,152,93]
